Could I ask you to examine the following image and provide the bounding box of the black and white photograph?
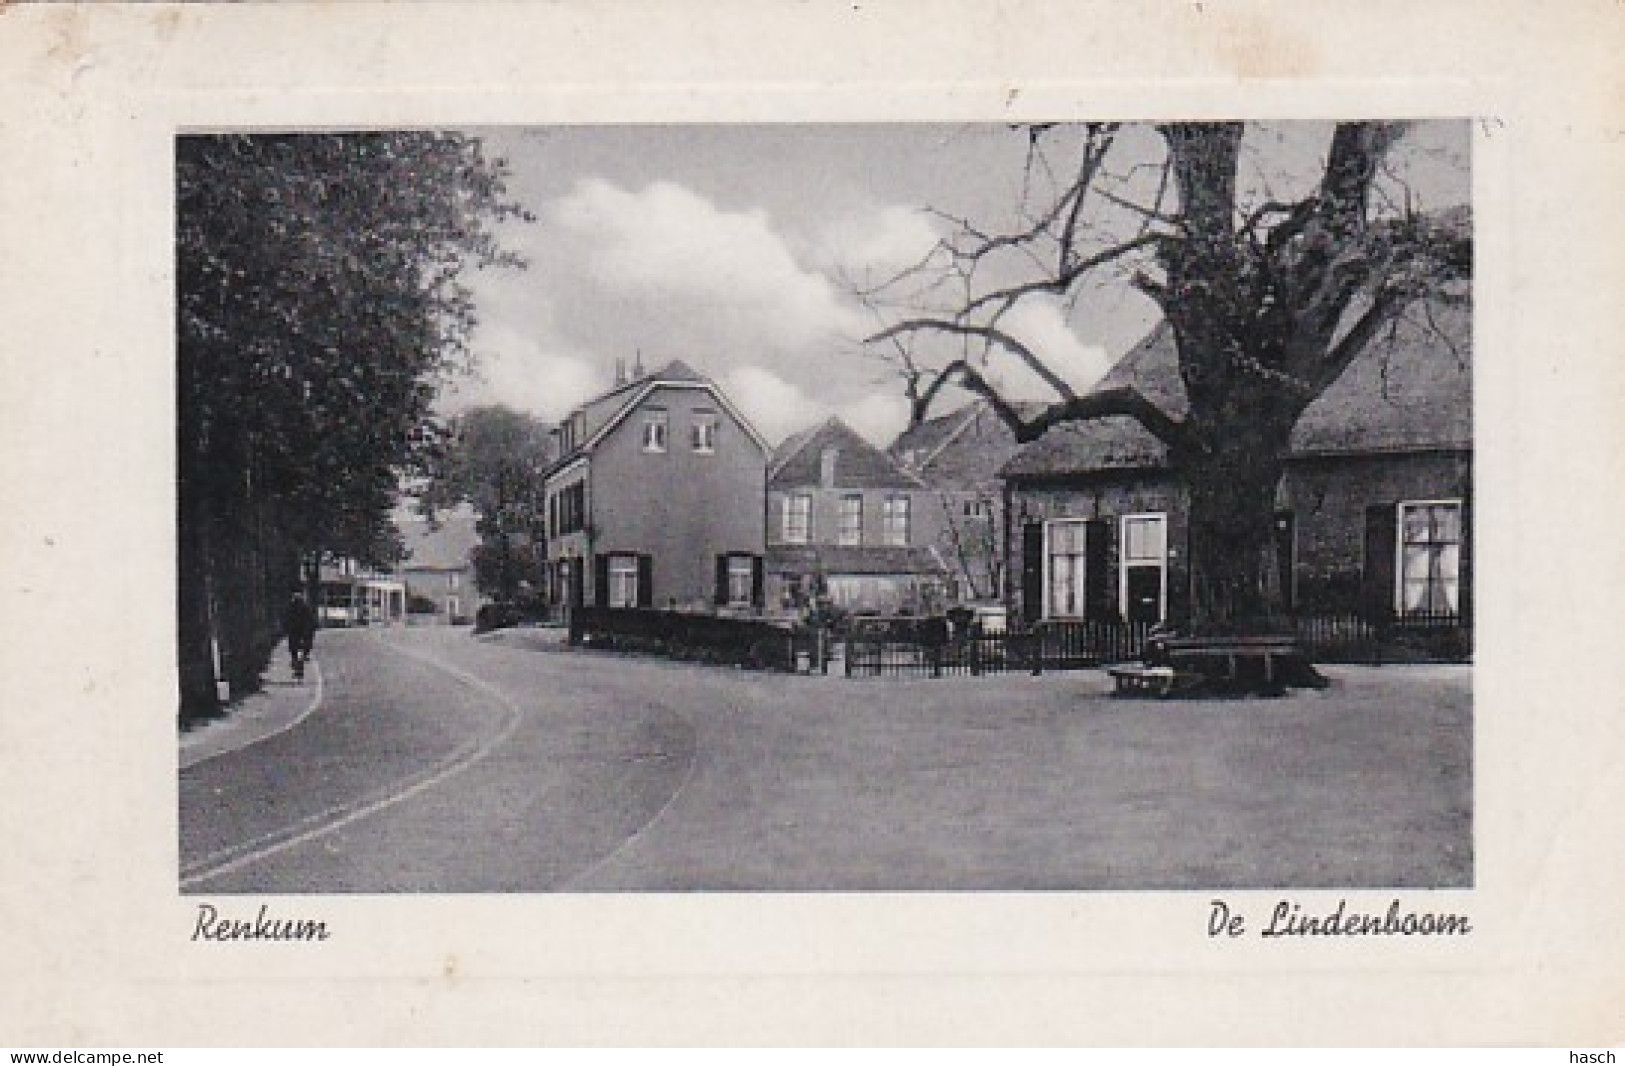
[5,0,1623,1048]
[176,121,1474,894]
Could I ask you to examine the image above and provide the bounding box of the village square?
[178,122,1472,892]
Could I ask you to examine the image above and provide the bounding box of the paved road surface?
[179,626,1472,892]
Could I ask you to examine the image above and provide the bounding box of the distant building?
[766,416,948,617]
[315,557,406,627]
[397,502,481,625]
[890,399,1044,604]
[542,359,770,613]
[1001,297,1472,628]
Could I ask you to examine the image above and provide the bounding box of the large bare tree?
[860,122,1470,634]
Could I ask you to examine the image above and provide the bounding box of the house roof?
[889,398,1046,487]
[547,358,768,474]
[769,416,924,490]
[767,543,947,576]
[1002,295,1471,479]
[397,503,479,571]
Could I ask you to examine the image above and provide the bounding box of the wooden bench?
[1161,635,1301,687]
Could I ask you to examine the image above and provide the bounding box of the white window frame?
[1118,512,1168,624]
[642,410,669,453]
[882,495,911,547]
[1043,518,1089,620]
[1395,498,1463,616]
[445,595,460,619]
[608,554,640,608]
[726,554,754,606]
[691,411,718,454]
[838,494,863,546]
[782,493,811,545]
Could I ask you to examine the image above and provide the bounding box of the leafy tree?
[418,404,551,603]
[860,122,1470,639]
[177,132,528,718]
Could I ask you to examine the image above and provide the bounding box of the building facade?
[890,399,1042,604]
[1002,299,1472,629]
[542,359,769,613]
[396,502,482,625]
[765,416,948,617]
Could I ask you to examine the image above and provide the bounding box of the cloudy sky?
[441,122,1470,446]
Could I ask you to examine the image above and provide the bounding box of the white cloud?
[722,364,912,449]
[839,391,913,449]
[983,297,1113,400]
[441,321,607,423]
[721,365,828,446]
[815,204,942,279]
[550,179,864,348]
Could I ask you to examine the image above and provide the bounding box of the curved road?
[180,626,700,893]
[179,625,1474,892]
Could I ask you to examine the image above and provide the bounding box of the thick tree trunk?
[1183,455,1287,635]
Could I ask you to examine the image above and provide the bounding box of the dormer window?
[642,409,668,453]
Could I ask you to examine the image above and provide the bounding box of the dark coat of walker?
[283,592,317,670]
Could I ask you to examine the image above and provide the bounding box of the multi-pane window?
[882,495,910,546]
[783,494,811,544]
[727,555,754,606]
[608,554,639,608]
[1046,520,1088,618]
[1398,500,1462,615]
[642,409,668,453]
[838,494,863,546]
[550,481,586,535]
[1119,513,1167,624]
[691,412,718,453]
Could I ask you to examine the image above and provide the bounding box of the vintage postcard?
[2,0,1621,1047]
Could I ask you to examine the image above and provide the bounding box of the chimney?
[632,350,646,379]
[613,358,626,386]
[819,446,839,488]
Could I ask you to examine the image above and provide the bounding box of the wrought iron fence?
[564,607,1469,678]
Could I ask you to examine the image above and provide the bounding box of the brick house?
[542,359,769,613]
[1001,297,1471,629]
[766,416,948,616]
[890,399,1044,603]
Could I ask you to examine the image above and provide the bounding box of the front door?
[1123,565,1164,624]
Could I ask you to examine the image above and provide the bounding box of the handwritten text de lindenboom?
[1208,898,1472,938]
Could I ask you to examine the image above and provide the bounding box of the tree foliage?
[177,131,529,717]
[418,404,551,602]
[859,122,1470,632]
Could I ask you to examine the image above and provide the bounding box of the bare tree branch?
[869,318,1078,403]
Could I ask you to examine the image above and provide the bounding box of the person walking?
[283,589,317,681]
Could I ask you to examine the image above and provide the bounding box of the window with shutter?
[1044,519,1089,619]
[1396,500,1462,617]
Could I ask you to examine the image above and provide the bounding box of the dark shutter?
[637,554,653,608]
[1273,510,1296,612]
[715,555,729,606]
[1458,489,1472,624]
[751,554,765,610]
[1363,504,1397,622]
[1020,522,1045,625]
[1084,519,1111,621]
[593,553,609,608]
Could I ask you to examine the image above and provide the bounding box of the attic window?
[692,411,718,453]
[642,410,668,453]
